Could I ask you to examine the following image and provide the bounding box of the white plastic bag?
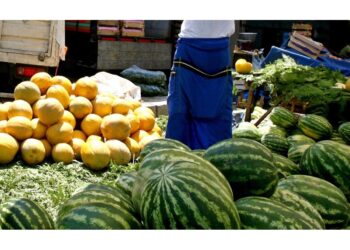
[90,71,141,100]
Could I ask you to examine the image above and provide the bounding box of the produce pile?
[1,101,350,229]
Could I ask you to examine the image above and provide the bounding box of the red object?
[101,37,116,41]
[154,39,167,44]
[16,66,45,78]
[119,38,134,42]
[138,38,151,43]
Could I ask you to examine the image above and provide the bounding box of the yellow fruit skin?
[59,111,76,130]
[74,77,98,100]
[51,75,73,95]
[31,118,47,139]
[126,112,140,134]
[93,96,113,117]
[14,81,41,105]
[46,122,73,145]
[105,139,131,165]
[52,143,74,164]
[8,100,33,120]
[235,59,253,74]
[0,133,19,164]
[72,130,87,141]
[0,120,7,133]
[131,130,149,143]
[70,138,85,159]
[40,139,52,158]
[5,116,33,141]
[81,114,102,136]
[124,137,141,158]
[139,134,160,150]
[81,140,110,170]
[30,72,52,94]
[0,103,8,121]
[36,98,64,126]
[112,99,132,115]
[138,112,155,131]
[46,85,70,109]
[69,96,93,120]
[21,138,46,165]
[345,78,350,91]
[100,114,131,141]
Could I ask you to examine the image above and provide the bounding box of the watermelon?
[139,138,190,161]
[192,149,205,157]
[277,175,350,228]
[261,133,289,155]
[287,135,315,146]
[133,149,241,229]
[298,114,333,140]
[232,122,260,141]
[338,122,350,144]
[270,106,298,129]
[116,171,138,195]
[258,124,287,138]
[289,128,305,136]
[204,138,278,199]
[287,142,312,164]
[0,198,54,229]
[235,196,317,229]
[300,140,350,200]
[271,188,325,229]
[57,184,141,229]
[272,153,301,178]
[331,132,347,145]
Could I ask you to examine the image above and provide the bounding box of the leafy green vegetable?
[0,160,138,221]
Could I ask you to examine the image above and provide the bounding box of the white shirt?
[179,20,235,39]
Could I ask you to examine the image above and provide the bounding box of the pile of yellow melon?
[0,72,162,170]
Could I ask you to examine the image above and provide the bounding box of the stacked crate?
[97,20,120,37]
[121,20,145,38]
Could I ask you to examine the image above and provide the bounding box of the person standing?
[165,20,235,150]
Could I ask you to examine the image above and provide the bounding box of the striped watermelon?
[116,171,138,195]
[338,122,350,144]
[261,133,289,155]
[272,153,301,178]
[0,198,54,229]
[300,140,350,200]
[57,184,141,229]
[133,149,241,229]
[277,175,350,228]
[287,142,312,164]
[139,138,191,161]
[298,114,333,140]
[192,149,205,157]
[287,135,315,146]
[258,124,287,138]
[289,128,305,136]
[204,138,278,199]
[271,188,325,229]
[235,196,317,229]
[232,122,260,141]
[270,106,298,129]
[331,132,347,145]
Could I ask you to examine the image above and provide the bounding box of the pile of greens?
[0,160,138,221]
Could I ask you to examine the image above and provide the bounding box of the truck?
[0,20,65,95]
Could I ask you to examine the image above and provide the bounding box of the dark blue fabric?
[165,37,233,150]
[261,46,350,76]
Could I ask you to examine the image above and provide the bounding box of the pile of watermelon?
[1,107,350,229]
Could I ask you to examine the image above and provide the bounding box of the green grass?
[0,159,139,221]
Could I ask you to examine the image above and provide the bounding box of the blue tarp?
[261,44,350,76]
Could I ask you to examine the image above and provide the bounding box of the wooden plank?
[0,39,49,53]
[1,20,51,40]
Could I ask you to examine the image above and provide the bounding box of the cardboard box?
[97,26,120,36]
[98,20,120,27]
[121,27,145,38]
[122,20,144,29]
[288,32,324,59]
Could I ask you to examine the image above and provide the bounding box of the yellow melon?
[69,138,85,159]
[139,134,161,150]
[105,139,131,165]
[69,96,93,119]
[112,99,132,115]
[86,135,103,142]
[74,77,98,100]
[51,75,73,95]
[72,130,87,141]
[0,120,7,133]
[32,100,40,118]
[46,122,73,145]
[137,111,156,131]
[46,85,70,109]
[92,95,113,117]
[100,114,131,140]
[30,72,52,94]
[59,110,76,129]
[131,130,149,143]
[21,138,46,165]
[36,98,64,126]
[69,95,76,103]
[14,81,41,105]
[8,100,33,119]
[31,118,47,139]
[150,123,163,136]
[80,140,110,170]
[0,133,19,164]
[5,116,33,141]
[52,143,74,164]
[123,137,141,158]
[125,99,141,111]
[40,139,52,158]
[81,114,102,136]
[126,112,140,134]
[0,103,8,120]
[134,106,155,118]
